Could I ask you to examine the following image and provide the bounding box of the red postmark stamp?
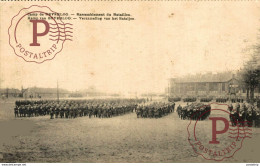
[8,5,73,63]
[187,103,252,161]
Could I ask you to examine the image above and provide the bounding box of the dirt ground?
[0,99,259,163]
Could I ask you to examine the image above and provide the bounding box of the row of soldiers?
[228,102,260,127]
[176,102,211,121]
[183,97,197,102]
[215,98,245,103]
[168,97,249,103]
[136,102,175,118]
[200,97,213,102]
[215,98,229,103]
[15,100,46,107]
[230,98,244,103]
[14,99,143,119]
[168,97,181,102]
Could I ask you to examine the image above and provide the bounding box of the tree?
[241,42,260,102]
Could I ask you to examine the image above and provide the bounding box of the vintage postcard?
[0,0,260,164]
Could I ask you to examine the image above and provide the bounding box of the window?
[197,83,206,91]
[222,83,225,91]
[209,83,218,91]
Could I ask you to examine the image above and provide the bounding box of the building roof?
[172,72,235,83]
[27,87,69,94]
[0,88,20,94]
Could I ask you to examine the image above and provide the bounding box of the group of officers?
[176,102,211,121]
[135,102,175,118]
[14,99,144,119]
[228,102,260,127]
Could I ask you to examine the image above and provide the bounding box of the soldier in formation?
[216,98,244,103]
[136,102,175,118]
[200,97,213,102]
[168,97,181,102]
[216,97,228,103]
[229,102,260,127]
[183,97,197,102]
[177,102,211,121]
[230,98,244,103]
[14,99,143,119]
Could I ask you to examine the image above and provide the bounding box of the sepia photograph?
[0,1,260,164]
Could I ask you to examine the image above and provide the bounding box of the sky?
[0,2,260,94]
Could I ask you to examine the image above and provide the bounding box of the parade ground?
[0,99,260,163]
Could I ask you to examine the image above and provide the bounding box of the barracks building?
[169,72,259,98]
